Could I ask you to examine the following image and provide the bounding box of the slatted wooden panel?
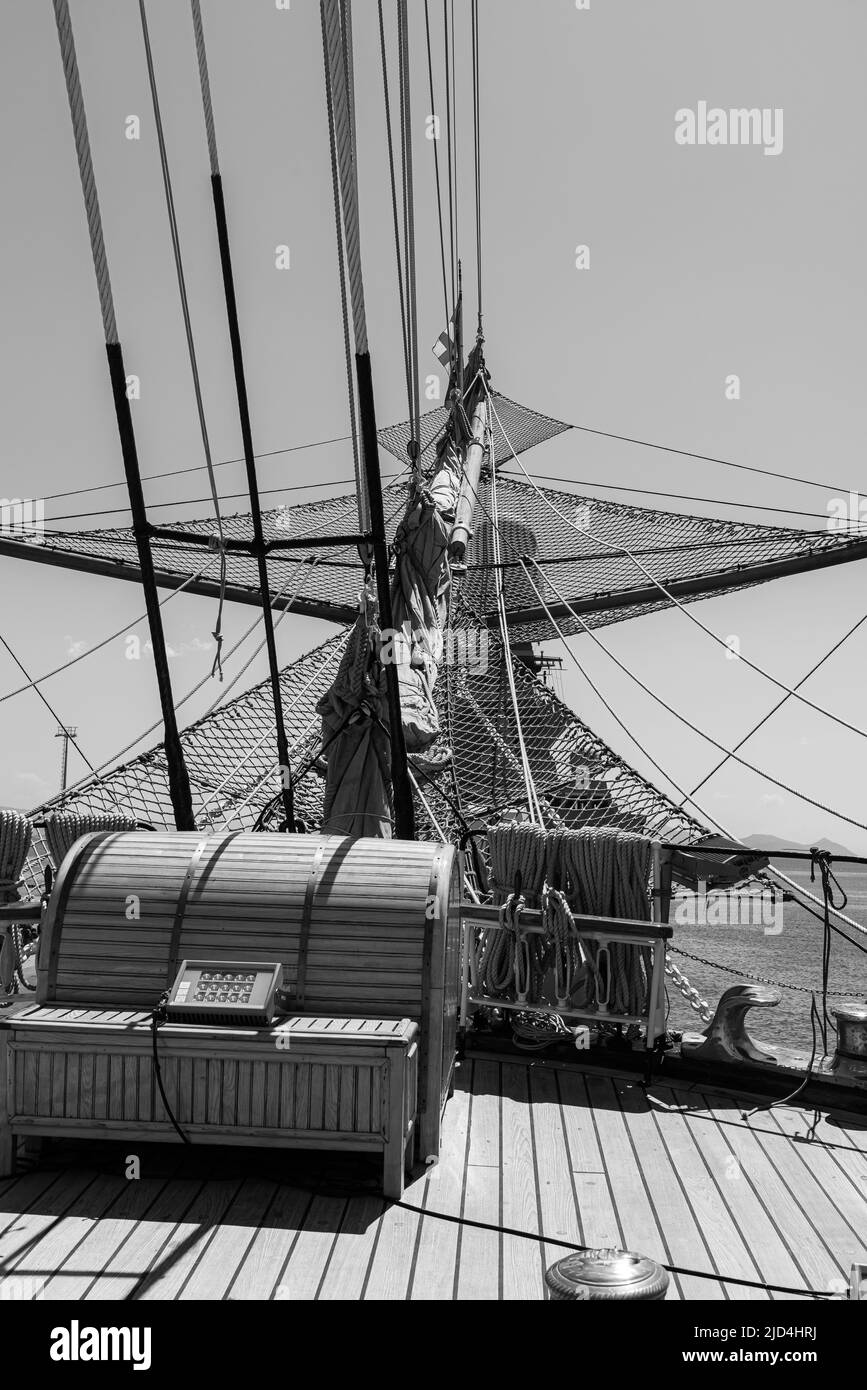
[36,832,460,1155]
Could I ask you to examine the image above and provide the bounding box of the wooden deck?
[1,1054,865,1300]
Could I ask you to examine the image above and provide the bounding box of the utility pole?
[55,724,77,793]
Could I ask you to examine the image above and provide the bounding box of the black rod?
[209,173,294,829]
[147,526,371,554]
[356,351,416,840]
[501,536,867,629]
[106,343,196,830]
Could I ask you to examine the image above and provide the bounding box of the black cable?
[558,424,858,497]
[38,473,404,527]
[37,438,355,505]
[471,0,482,335]
[811,850,848,1047]
[150,995,190,1145]
[683,611,867,808]
[442,0,455,307]
[377,0,414,442]
[504,469,844,525]
[424,0,452,352]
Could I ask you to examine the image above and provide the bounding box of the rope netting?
[377,390,571,472]
[17,591,708,896]
[8,457,861,645]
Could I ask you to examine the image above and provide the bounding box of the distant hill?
[741,833,855,859]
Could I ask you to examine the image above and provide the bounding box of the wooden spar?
[105,344,196,831]
[356,351,416,841]
[209,173,294,831]
[449,394,488,565]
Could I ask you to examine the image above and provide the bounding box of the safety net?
[18,593,709,896]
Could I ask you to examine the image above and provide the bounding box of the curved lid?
[548,1248,667,1293]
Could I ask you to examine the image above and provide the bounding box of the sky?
[1,0,866,852]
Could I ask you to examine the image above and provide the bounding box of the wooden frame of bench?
[0,1008,419,1200]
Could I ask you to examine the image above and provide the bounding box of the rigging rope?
[0,561,217,705]
[681,610,867,808]
[51,0,118,345]
[486,381,867,747]
[377,0,415,453]
[490,447,544,824]
[483,541,867,947]
[321,0,368,356]
[507,469,846,525]
[139,0,227,678]
[521,554,867,835]
[423,0,452,343]
[443,0,456,305]
[471,0,482,335]
[189,0,219,176]
[0,631,119,806]
[320,0,364,537]
[397,0,421,469]
[562,422,859,498]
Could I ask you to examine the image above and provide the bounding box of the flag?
[432,328,455,370]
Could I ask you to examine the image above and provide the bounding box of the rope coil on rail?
[0,811,34,999]
[479,824,654,1024]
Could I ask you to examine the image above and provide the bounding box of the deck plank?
[39,1175,173,1299]
[557,1068,623,1251]
[316,1196,385,1301]
[2,1171,126,1285]
[123,1178,243,1301]
[499,1063,544,1301]
[454,1059,502,1301]
[648,1086,769,1301]
[82,1175,208,1299]
[179,1180,281,1300]
[225,1184,314,1300]
[362,1173,426,1301]
[583,1073,682,1299]
[0,1169,99,1266]
[268,1194,346,1301]
[409,1065,471,1301]
[1,1058,858,1301]
[615,1077,726,1299]
[700,1091,852,1294]
[674,1092,819,1300]
[529,1065,584,1283]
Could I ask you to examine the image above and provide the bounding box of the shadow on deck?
[1,1056,865,1300]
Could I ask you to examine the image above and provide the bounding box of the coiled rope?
[480,824,652,1019]
[0,811,35,1000]
[42,812,140,870]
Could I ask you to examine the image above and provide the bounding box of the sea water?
[667,867,867,1051]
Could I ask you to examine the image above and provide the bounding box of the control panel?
[165,960,283,1026]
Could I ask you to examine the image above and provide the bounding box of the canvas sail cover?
[316,419,464,837]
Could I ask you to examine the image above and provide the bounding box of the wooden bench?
[34,830,461,1162]
[0,1006,418,1199]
